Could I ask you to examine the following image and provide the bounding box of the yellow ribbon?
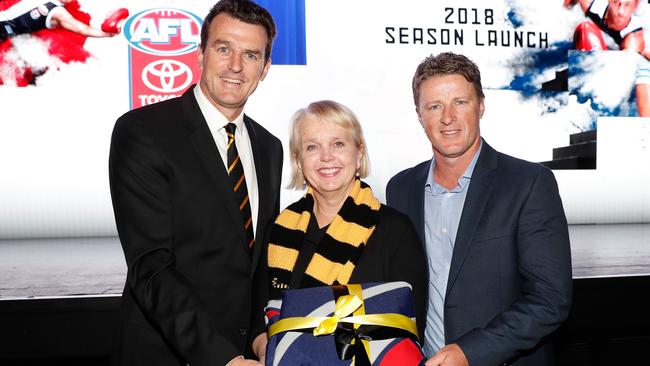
[347,284,370,358]
[313,294,363,336]
[267,297,418,339]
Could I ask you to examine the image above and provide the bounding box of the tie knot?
[225,123,237,136]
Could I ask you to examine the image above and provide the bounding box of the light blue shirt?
[422,143,482,357]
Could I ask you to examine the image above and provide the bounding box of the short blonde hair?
[287,100,370,190]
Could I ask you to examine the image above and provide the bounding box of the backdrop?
[1,0,648,239]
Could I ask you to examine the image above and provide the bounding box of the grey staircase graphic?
[540,129,597,169]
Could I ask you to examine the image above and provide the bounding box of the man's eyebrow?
[210,39,262,55]
[211,38,230,46]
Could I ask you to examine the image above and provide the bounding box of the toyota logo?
[141,60,193,93]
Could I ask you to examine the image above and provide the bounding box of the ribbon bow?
[313,294,363,336]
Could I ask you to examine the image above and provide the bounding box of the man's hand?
[227,332,267,365]
[425,344,469,366]
[252,332,267,364]
[228,356,263,366]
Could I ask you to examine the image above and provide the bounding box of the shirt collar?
[194,85,245,133]
[425,140,483,194]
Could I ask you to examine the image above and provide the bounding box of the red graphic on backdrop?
[0,0,91,86]
[123,8,202,109]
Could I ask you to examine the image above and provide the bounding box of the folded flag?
[265,282,425,366]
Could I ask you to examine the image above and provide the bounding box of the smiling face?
[297,116,362,203]
[197,13,270,120]
[417,74,484,164]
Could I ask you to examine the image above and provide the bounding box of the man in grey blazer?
[109,1,282,365]
[386,52,572,366]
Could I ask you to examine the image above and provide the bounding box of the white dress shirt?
[193,86,259,237]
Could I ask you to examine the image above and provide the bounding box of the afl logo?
[124,8,202,56]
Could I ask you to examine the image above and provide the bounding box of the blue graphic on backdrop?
[506,7,524,28]
[568,51,639,119]
[255,0,306,65]
[500,3,642,130]
[507,41,571,98]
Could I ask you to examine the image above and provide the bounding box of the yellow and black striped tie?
[225,123,254,251]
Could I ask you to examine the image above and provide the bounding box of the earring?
[356,170,360,178]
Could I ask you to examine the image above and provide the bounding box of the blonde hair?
[287,100,370,190]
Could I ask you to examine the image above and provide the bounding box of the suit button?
[239,328,248,336]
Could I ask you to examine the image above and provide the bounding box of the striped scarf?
[268,179,381,299]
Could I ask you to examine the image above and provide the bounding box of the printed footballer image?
[565,0,649,119]
[497,0,648,122]
[484,0,649,169]
[0,0,128,86]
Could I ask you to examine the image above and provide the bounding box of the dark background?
[1,276,649,365]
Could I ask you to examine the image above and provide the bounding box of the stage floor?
[1,223,649,299]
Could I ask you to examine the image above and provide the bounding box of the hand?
[252,332,267,364]
[425,344,469,366]
[228,356,263,366]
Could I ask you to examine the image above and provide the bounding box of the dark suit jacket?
[386,140,572,366]
[109,86,283,366]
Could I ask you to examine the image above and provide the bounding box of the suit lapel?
[181,87,248,248]
[446,141,498,296]
[245,115,269,272]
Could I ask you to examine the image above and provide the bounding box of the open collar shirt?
[422,142,482,356]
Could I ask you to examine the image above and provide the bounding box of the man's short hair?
[412,52,485,108]
[200,0,277,62]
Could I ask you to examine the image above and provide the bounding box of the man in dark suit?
[108,1,282,365]
[386,52,572,366]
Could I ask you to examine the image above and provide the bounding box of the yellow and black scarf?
[268,179,381,299]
